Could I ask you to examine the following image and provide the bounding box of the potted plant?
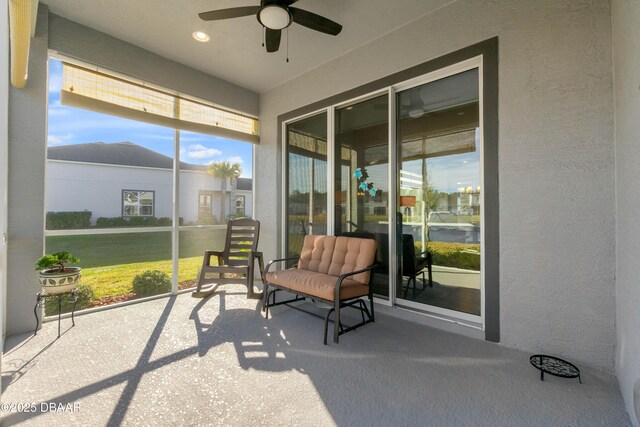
[35,252,81,294]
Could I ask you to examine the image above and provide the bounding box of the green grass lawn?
[80,256,202,299]
[45,228,227,303]
[46,228,227,268]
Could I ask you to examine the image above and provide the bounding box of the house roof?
[237,178,251,191]
[48,142,252,190]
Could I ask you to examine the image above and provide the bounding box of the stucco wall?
[7,4,49,335]
[1,0,9,345]
[257,0,615,370]
[613,0,640,424]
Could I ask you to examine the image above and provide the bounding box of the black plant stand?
[530,354,581,383]
[34,289,79,338]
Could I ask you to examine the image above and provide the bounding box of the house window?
[198,191,214,218]
[123,190,154,217]
[236,195,246,216]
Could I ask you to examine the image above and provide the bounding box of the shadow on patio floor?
[1,285,630,426]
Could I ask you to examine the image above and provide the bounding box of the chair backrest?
[298,235,377,285]
[223,218,260,266]
[402,234,418,275]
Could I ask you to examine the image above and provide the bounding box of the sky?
[47,59,253,177]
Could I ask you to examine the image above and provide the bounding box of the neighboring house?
[46,142,252,225]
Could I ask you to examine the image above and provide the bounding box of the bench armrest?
[265,257,300,274]
[335,264,377,300]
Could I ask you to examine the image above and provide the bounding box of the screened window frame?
[44,54,258,298]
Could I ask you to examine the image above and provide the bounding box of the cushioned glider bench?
[262,235,377,344]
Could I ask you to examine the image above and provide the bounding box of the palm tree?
[208,160,242,223]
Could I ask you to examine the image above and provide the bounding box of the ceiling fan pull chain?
[262,27,265,48]
[286,28,289,63]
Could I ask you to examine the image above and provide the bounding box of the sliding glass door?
[283,58,485,323]
[335,94,390,299]
[396,67,482,317]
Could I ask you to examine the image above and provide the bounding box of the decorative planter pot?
[38,267,81,294]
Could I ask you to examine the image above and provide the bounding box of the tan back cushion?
[328,237,377,285]
[298,235,336,274]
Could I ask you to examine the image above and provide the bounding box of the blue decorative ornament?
[369,188,378,197]
[354,168,363,179]
[359,182,368,191]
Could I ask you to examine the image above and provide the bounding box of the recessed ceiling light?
[192,31,210,42]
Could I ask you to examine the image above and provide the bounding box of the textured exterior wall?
[7,4,49,335]
[1,0,9,344]
[613,0,640,424]
[257,0,615,370]
[47,14,259,117]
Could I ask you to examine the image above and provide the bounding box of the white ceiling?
[44,0,454,93]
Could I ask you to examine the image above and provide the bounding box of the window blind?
[60,63,259,144]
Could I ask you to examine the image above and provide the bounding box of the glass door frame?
[282,89,396,307]
[280,54,490,330]
[392,56,485,328]
[332,90,395,306]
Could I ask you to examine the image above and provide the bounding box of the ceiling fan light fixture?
[258,5,291,30]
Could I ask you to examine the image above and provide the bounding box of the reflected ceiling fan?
[198,0,342,53]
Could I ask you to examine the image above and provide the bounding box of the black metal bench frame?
[262,257,376,344]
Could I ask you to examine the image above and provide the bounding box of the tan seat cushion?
[266,269,369,302]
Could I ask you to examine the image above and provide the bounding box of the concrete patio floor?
[1,284,630,426]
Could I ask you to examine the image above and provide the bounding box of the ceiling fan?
[198,0,343,53]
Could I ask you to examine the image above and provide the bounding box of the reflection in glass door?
[335,94,390,299]
[285,112,328,259]
[397,68,482,316]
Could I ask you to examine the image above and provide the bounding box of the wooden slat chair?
[192,218,263,299]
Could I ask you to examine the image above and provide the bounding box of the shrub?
[196,215,218,225]
[417,241,481,271]
[96,217,126,227]
[132,270,171,297]
[44,284,95,316]
[96,216,183,228]
[46,211,91,230]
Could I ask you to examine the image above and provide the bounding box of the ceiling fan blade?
[289,7,342,36]
[199,6,261,21]
[263,0,298,5]
[265,28,282,52]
